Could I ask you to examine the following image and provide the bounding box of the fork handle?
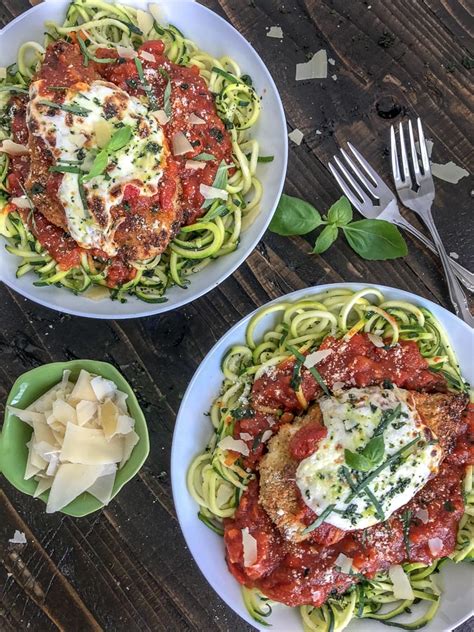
[419,210,474,326]
[393,216,474,292]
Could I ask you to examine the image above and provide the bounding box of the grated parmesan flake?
[9,530,27,544]
[288,129,304,145]
[304,349,333,368]
[296,50,328,81]
[267,26,283,39]
[242,527,258,567]
[431,161,469,184]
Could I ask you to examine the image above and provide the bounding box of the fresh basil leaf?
[313,224,338,254]
[344,449,372,472]
[342,219,407,260]
[163,78,172,118]
[82,149,109,182]
[201,160,229,209]
[362,434,385,467]
[107,125,133,152]
[327,196,353,226]
[269,193,323,236]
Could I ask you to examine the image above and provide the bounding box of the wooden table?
[1,1,472,630]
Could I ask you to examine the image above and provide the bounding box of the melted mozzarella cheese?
[296,386,443,531]
[28,80,166,255]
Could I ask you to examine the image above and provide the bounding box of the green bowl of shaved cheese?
[0,360,149,517]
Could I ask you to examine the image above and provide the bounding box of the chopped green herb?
[373,404,402,437]
[159,68,172,118]
[211,66,239,83]
[252,433,262,451]
[134,58,158,109]
[193,152,215,161]
[77,175,89,214]
[230,407,255,420]
[290,356,303,391]
[39,99,91,117]
[309,366,331,397]
[402,509,412,557]
[201,160,229,209]
[30,183,45,195]
[302,504,336,534]
[49,164,83,174]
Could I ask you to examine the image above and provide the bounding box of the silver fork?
[390,118,473,326]
[327,143,474,293]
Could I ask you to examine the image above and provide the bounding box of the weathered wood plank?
[0,1,472,631]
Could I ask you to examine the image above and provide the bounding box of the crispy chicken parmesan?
[218,331,473,608]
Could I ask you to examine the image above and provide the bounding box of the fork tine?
[328,162,364,211]
[407,120,420,185]
[417,117,431,175]
[408,120,420,175]
[333,155,373,204]
[390,126,401,184]
[398,122,411,183]
[339,148,379,199]
[346,142,380,186]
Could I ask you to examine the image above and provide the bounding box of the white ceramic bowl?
[0,0,287,318]
[172,282,474,632]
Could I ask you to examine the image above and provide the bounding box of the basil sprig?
[83,125,132,182]
[269,194,407,260]
[345,434,385,472]
[159,68,172,118]
[134,57,158,109]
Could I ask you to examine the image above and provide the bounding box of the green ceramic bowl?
[0,360,149,517]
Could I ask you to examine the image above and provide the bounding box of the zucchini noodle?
[0,0,265,303]
[187,288,472,630]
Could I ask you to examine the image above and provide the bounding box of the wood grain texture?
[0,1,472,631]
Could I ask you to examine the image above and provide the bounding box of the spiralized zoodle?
[0,0,264,303]
[187,287,473,631]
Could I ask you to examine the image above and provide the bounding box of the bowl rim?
[171,281,474,631]
[0,0,288,319]
[0,359,150,517]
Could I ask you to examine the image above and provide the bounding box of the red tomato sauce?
[232,334,447,468]
[96,41,233,224]
[224,333,472,607]
[7,97,30,196]
[23,210,82,270]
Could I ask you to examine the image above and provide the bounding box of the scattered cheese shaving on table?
[288,129,304,145]
[9,530,27,544]
[296,50,328,80]
[267,26,283,39]
[431,161,469,184]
